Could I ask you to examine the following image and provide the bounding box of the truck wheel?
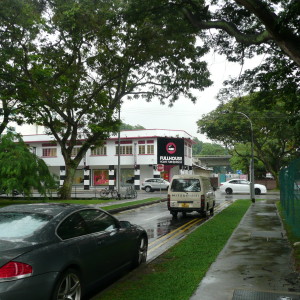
[171,211,178,218]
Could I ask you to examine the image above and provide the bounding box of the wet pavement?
[190,199,300,300]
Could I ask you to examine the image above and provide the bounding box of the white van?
[167,175,216,218]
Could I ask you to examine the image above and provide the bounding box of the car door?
[156,179,165,190]
[79,209,136,277]
[56,212,108,285]
[239,180,251,193]
[229,180,239,193]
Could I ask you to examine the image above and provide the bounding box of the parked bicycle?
[125,185,137,199]
[100,188,118,199]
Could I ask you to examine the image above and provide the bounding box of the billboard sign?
[157,138,184,165]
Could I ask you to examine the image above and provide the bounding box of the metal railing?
[280,158,300,237]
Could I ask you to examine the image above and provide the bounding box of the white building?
[22,129,194,190]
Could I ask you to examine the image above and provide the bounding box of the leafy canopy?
[0,132,57,196]
[197,91,299,181]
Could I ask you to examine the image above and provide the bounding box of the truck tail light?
[0,261,33,281]
[201,195,205,208]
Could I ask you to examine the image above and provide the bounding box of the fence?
[280,158,300,237]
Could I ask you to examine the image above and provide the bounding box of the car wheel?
[145,186,152,193]
[225,188,233,195]
[132,236,148,268]
[52,269,81,300]
[255,188,261,195]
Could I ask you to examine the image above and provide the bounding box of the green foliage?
[120,123,145,131]
[200,142,228,155]
[0,0,212,198]
[230,143,266,178]
[192,137,203,155]
[197,92,298,183]
[192,138,228,156]
[0,132,57,197]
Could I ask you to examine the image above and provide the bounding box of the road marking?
[148,218,204,253]
[149,218,199,246]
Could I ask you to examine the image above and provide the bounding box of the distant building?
[22,129,194,190]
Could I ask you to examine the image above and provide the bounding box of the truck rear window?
[171,179,201,192]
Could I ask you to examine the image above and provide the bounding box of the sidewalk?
[190,200,300,300]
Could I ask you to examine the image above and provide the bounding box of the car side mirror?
[120,221,132,228]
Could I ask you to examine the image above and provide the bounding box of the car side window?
[79,209,119,233]
[57,213,88,240]
[240,180,249,185]
[231,180,238,184]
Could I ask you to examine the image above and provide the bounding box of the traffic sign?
[157,164,164,172]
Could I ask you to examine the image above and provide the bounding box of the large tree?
[1,0,212,199]
[183,0,300,67]
[129,0,300,67]
[197,92,299,186]
[0,0,40,134]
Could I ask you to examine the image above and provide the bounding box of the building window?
[147,145,154,154]
[91,146,107,156]
[42,148,57,157]
[139,145,146,154]
[138,144,154,155]
[94,170,109,186]
[116,145,132,155]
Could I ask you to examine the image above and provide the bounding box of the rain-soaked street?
[114,190,280,262]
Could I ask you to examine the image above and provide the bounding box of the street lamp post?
[221,110,255,203]
[235,112,255,203]
[117,103,121,199]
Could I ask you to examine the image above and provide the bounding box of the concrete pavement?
[190,199,300,300]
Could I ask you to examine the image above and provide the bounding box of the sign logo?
[157,137,184,166]
[166,142,176,154]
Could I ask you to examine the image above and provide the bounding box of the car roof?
[0,203,95,218]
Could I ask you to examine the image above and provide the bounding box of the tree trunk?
[58,164,77,200]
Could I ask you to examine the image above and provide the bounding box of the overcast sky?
[121,51,262,143]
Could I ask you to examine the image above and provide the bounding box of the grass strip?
[277,201,300,271]
[95,200,251,300]
[0,197,163,210]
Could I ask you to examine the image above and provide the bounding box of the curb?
[107,198,168,214]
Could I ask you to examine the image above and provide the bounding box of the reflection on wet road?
[115,190,278,261]
[115,202,209,261]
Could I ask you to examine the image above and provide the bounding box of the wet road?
[115,201,209,261]
[114,190,280,262]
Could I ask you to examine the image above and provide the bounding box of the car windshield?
[0,212,51,239]
[171,179,201,192]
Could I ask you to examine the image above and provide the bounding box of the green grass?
[0,197,162,210]
[95,200,251,300]
[277,201,300,271]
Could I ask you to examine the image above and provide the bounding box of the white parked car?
[141,178,170,192]
[220,179,267,195]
